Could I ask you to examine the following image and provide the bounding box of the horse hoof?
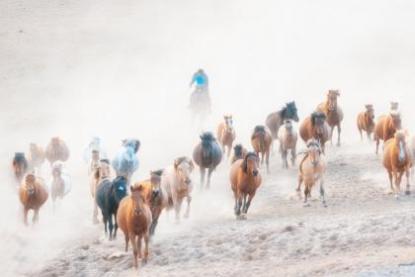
[394,194,400,200]
[406,190,411,195]
[303,203,310,207]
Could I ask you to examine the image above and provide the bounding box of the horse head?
[242,152,259,177]
[130,184,146,216]
[122,139,140,154]
[394,130,408,162]
[224,115,234,132]
[327,90,340,112]
[150,169,163,199]
[306,139,322,167]
[174,157,193,186]
[390,111,402,130]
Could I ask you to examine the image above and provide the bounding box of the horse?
[390,101,399,112]
[265,101,299,141]
[28,143,45,175]
[296,139,327,207]
[189,87,211,127]
[19,174,49,225]
[112,139,140,183]
[134,170,168,236]
[12,152,29,183]
[357,104,375,141]
[50,161,71,209]
[383,130,412,198]
[250,126,272,173]
[374,111,401,154]
[45,137,70,167]
[316,90,344,146]
[90,158,111,224]
[230,152,262,220]
[96,175,128,240]
[117,184,152,268]
[277,119,298,168]
[161,157,194,221]
[299,112,331,154]
[217,115,236,158]
[231,144,248,164]
[193,132,222,189]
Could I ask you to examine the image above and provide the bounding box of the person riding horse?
[189,69,211,120]
[189,69,209,93]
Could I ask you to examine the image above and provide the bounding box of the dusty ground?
[28,142,415,277]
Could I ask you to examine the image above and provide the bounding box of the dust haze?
[2,0,415,276]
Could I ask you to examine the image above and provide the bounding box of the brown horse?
[117,184,152,268]
[383,130,412,198]
[299,112,330,154]
[161,157,194,221]
[217,115,236,158]
[231,144,247,164]
[316,90,344,146]
[28,143,45,175]
[19,174,49,225]
[45,137,70,166]
[134,170,167,236]
[374,111,401,154]
[50,161,71,209]
[193,132,223,189]
[357,104,375,141]
[12,152,28,183]
[251,125,272,173]
[296,139,327,207]
[230,152,261,219]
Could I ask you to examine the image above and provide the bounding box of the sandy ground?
[3,1,415,276]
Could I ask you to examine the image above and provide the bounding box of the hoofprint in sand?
[30,143,415,277]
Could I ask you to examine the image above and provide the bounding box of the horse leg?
[143,233,150,264]
[137,235,143,259]
[387,170,393,194]
[93,200,99,224]
[376,138,380,155]
[296,175,303,195]
[207,167,214,189]
[184,194,192,218]
[291,147,296,167]
[108,214,114,240]
[330,126,334,145]
[337,124,341,146]
[33,209,39,224]
[113,213,118,239]
[150,209,161,236]
[396,171,404,197]
[124,233,129,252]
[174,197,183,222]
[406,169,411,195]
[244,192,255,214]
[235,191,242,217]
[304,185,310,206]
[23,208,28,226]
[359,128,363,141]
[320,178,327,207]
[266,151,270,174]
[200,168,206,189]
[130,234,138,268]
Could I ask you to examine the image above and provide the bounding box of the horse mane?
[253,125,266,134]
[14,152,26,162]
[242,152,258,173]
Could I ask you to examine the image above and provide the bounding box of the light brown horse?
[217,115,236,158]
[277,119,298,168]
[251,126,272,173]
[90,158,111,224]
[19,174,49,225]
[231,144,248,164]
[50,161,71,209]
[117,184,152,268]
[230,152,262,219]
[357,104,375,141]
[316,90,344,146]
[28,143,45,175]
[134,170,167,236]
[374,111,401,154]
[299,112,330,154]
[45,137,70,166]
[161,157,194,221]
[296,139,327,207]
[383,130,412,198]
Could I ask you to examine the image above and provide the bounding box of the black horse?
[96,176,128,240]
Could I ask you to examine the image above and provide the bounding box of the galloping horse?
[19,173,49,225]
[316,90,344,146]
[251,126,272,173]
[217,115,236,158]
[193,132,223,189]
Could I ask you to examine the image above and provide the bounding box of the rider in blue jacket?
[190,69,209,92]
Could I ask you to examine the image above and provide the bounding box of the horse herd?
[10,90,415,269]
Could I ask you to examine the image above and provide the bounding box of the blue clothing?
[191,71,209,89]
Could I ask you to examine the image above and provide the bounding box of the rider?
[189,69,209,93]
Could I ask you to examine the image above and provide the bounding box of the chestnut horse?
[374,111,401,154]
[251,126,272,173]
[217,115,236,158]
[231,144,248,164]
[316,90,344,146]
[296,139,327,207]
[383,130,412,198]
[193,132,222,189]
[50,161,71,209]
[117,184,152,268]
[265,101,299,141]
[230,152,261,219]
[19,174,49,225]
[28,143,45,175]
[299,112,330,154]
[357,104,375,141]
[45,137,70,166]
[12,152,28,183]
[161,157,194,221]
[135,170,168,236]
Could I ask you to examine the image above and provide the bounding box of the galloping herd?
[10,89,414,269]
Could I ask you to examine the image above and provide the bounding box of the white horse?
[161,157,194,222]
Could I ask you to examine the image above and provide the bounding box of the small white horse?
[161,157,194,222]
